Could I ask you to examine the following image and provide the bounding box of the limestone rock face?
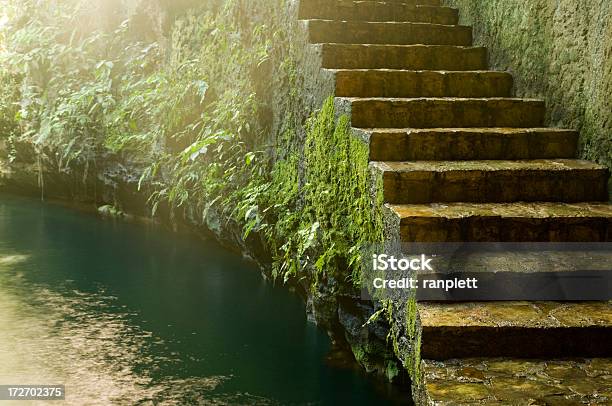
[444,0,612,189]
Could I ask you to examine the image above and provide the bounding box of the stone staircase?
[299,0,612,404]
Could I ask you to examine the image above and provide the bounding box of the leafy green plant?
[1,0,384,288]
[237,98,384,287]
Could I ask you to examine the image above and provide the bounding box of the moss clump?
[385,360,400,382]
[239,97,385,287]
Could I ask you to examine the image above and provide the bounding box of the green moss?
[384,296,422,388]
[403,296,422,387]
[385,360,400,382]
[352,344,367,366]
[240,97,385,287]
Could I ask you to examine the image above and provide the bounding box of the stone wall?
[444,0,612,184]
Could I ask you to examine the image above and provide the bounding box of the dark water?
[0,195,399,405]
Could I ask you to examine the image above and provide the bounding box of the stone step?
[357,128,577,161]
[381,0,441,4]
[389,202,612,242]
[339,97,545,128]
[320,44,487,70]
[298,1,458,24]
[372,160,609,204]
[419,302,612,359]
[306,20,472,46]
[422,358,612,405]
[334,70,513,98]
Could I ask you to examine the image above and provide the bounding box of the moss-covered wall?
[444,0,612,177]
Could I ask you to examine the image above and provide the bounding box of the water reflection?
[0,255,267,405]
[0,197,397,405]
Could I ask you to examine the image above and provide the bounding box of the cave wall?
[444,0,612,182]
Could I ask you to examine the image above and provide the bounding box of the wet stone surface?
[419,301,612,328]
[423,358,612,405]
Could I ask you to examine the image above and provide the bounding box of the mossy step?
[306,20,472,46]
[422,358,612,405]
[357,127,576,161]
[333,70,512,98]
[299,1,458,25]
[338,97,545,128]
[389,201,612,242]
[320,44,487,70]
[419,301,612,359]
[372,159,609,204]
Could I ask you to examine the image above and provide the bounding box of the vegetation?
[239,98,384,285]
[0,0,383,288]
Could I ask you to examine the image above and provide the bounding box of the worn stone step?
[302,0,443,6]
[357,128,577,161]
[372,160,609,204]
[422,358,612,405]
[389,202,612,242]
[299,1,458,24]
[339,97,545,128]
[381,0,441,4]
[320,44,487,70]
[306,20,472,46]
[419,302,612,359]
[334,70,512,98]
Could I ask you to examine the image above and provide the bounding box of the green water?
[0,195,401,405]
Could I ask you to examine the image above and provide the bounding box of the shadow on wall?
[444,0,612,197]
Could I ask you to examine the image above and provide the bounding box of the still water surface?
[0,195,396,405]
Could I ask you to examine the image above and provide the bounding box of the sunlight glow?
[0,254,30,267]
